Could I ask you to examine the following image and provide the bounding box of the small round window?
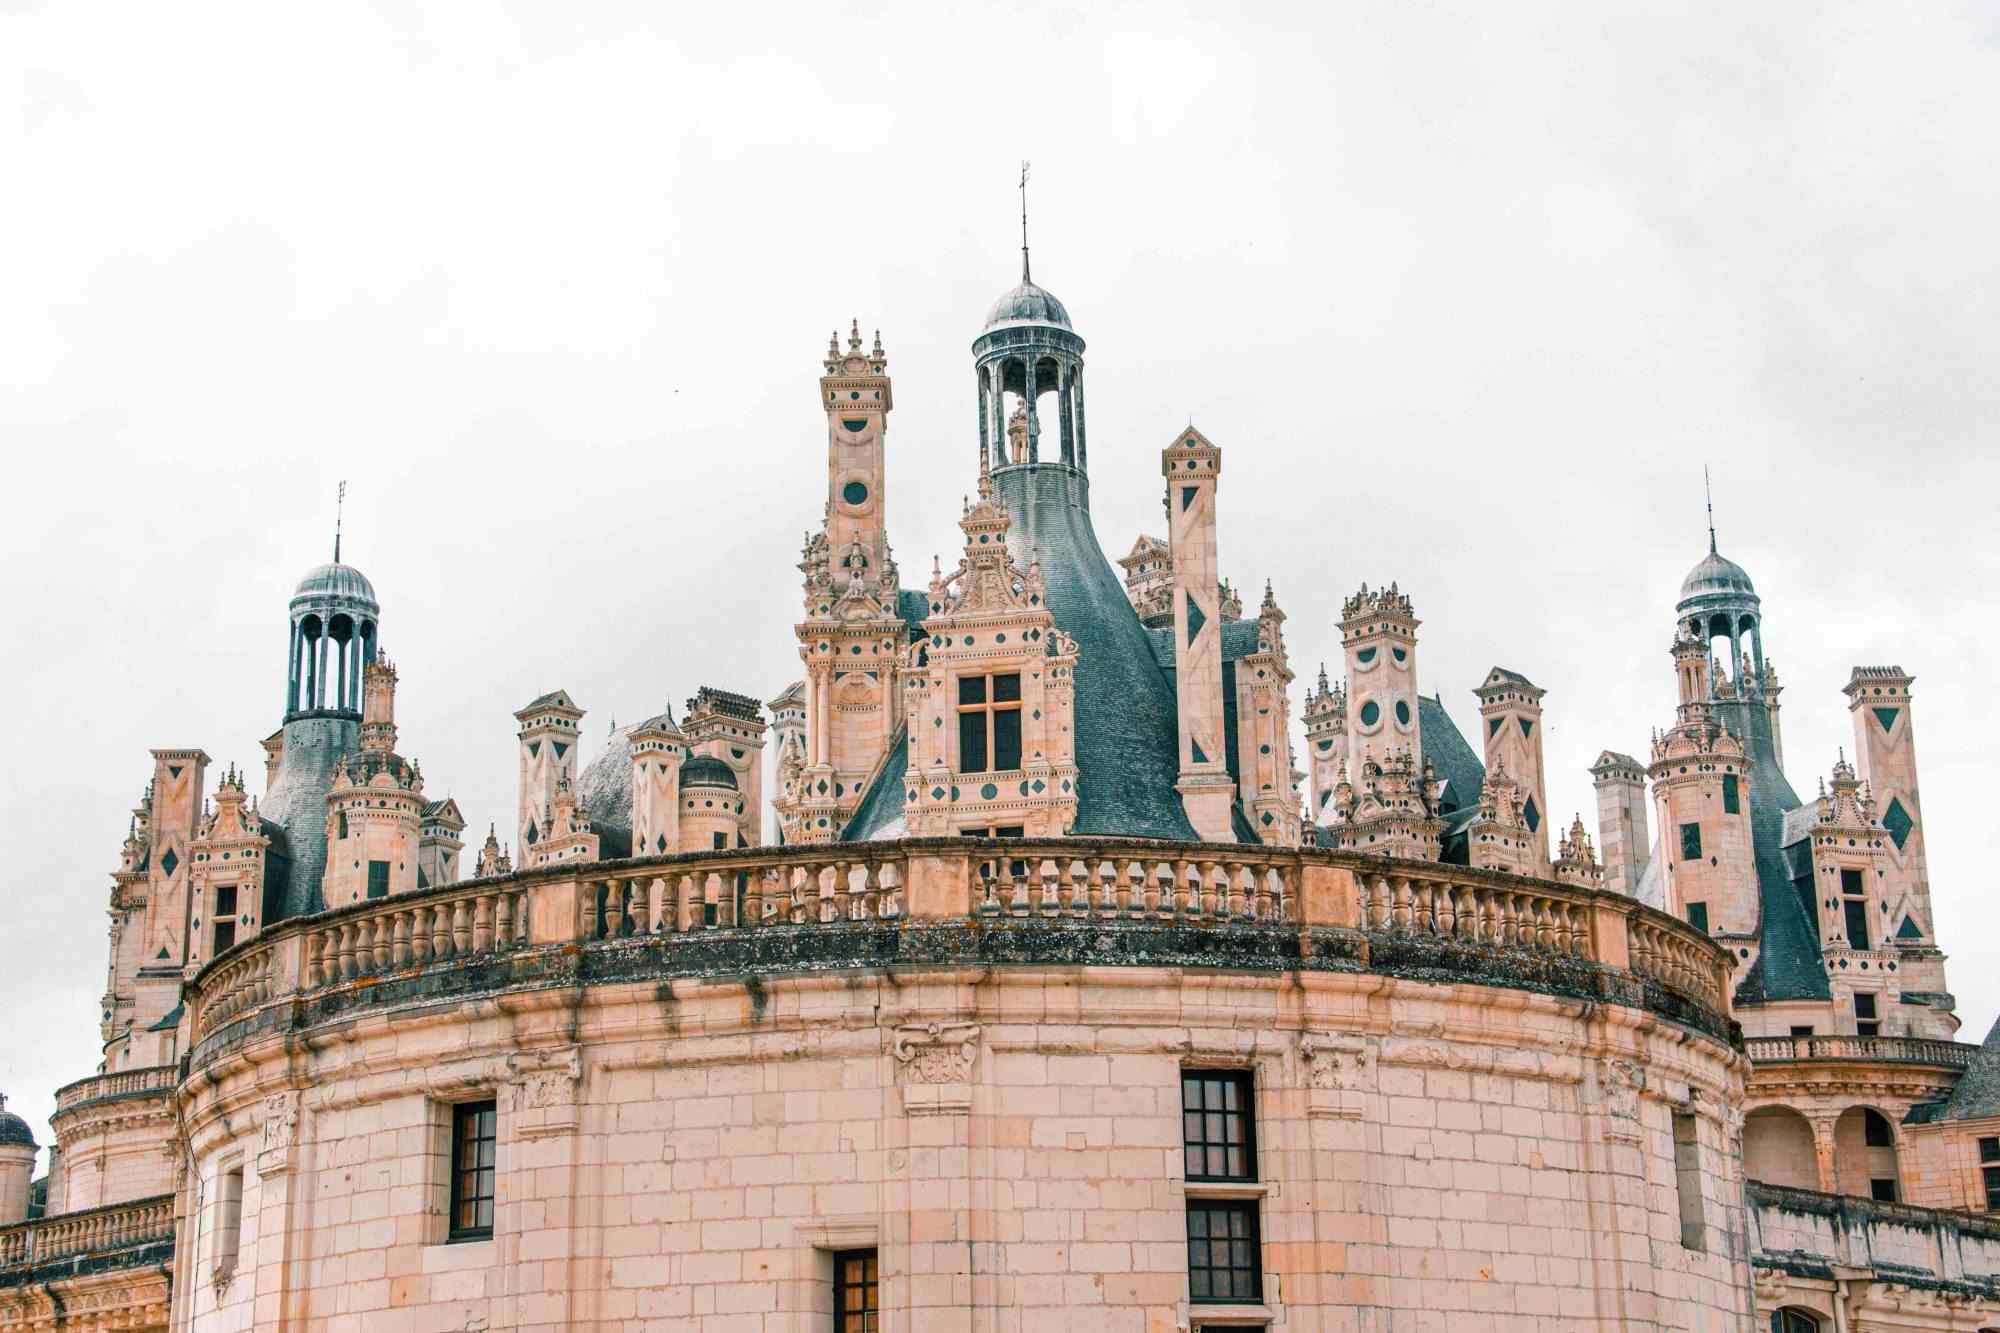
[1395,700,1412,726]
[1359,700,1381,726]
[1357,647,1377,665]
[842,481,869,506]
[1392,647,1407,664]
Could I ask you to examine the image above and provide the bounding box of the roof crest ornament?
[1704,464,1716,556]
[1019,160,1032,283]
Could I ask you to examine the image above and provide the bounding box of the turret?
[1302,665,1347,825]
[629,707,685,857]
[1340,583,1422,769]
[322,658,425,905]
[0,1098,36,1226]
[1234,583,1299,845]
[1589,750,1650,898]
[1474,668,1551,875]
[1553,816,1605,891]
[515,690,583,858]
[418,798,466,888]
[682,688,769,849]
[1163,426,1233,841]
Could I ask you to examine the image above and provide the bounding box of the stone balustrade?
[302,881,531,987]
[1743,1034,1979,1067]
[1750,1180,2000,1296]
[52,1065,177,1114]
[0,1194,174,1275]
[181,838,1735,1063]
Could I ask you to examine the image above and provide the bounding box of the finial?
[848,318,862,353]
[1704,465,1716,555]
[1018,160,1032,283]
[334,479,347,562]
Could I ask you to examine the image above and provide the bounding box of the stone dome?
[0,1102,35,1148]
[1678,549,1757,605]
[983,280,1072,331]
[292,561,379,609]
[679,755,739,791]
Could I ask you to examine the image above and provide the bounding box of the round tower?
[0,1096,37,1225]
[678,756,743,852]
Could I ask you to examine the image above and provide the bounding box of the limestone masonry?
[1,253,1994,1332]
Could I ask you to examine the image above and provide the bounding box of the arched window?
[1772,1309,1819,1333]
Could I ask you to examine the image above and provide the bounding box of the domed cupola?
[1677,550,1757,608]
[286,531,381,721]
[1675,489,1767,698]
[680,755,740,791]
[972,172,1089,475]
[982,279,1073,332]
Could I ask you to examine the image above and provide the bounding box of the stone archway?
[1833,1105,1901,1201]
[1745,1106,1818,1190]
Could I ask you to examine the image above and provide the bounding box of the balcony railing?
[1743,1034,1979,1067]
[0,1194,175,1274]
[52,1065,178,1114]
[183,838,1736,1061]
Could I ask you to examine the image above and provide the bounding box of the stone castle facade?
[1,253,1996,1332]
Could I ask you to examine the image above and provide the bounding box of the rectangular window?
[1685,902,1709,934]
[713,832,728,850]
[367,860,390,900]
[1863,1109,1893,1147]
[1855,992,1879,1037]
[1187,1202,1261,1304]
[1679,822,1702,860]
[1840,867,1864,896]
[1722,774,1740,814]
[213,1162,244,1276]
[1980,1137,1999,1163]
[1870,1178,1898,1203]
[1789,1026,1815,1037]
[449,1100,496,1241]
[833,1249,878,1333]
[1844,898,1871,951]
[956,672,1023,774]
[1672,1112,1705,1251]
[1182,1071,1257,1181]
[1985,1165,2000,1213]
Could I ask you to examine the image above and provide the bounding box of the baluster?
[1023,859,1044,915]
[390,911,411,967]
[451,897,471,954]
[305,932,325,986]
[856,861,879,920]
[579,879,600,941]
[1034,859,1057,916]
[431,900,452,958]
[700,872,721,926]
[744,871,766,926]
[1413,878,1437,934]
[1110,861,1133,916]
[469,894,491,951]
[493,892,513,952]
[1199,862,1222,921]
[602,882,625,940]
[1235,865,1258,922]
[1386,876,1409,933]
[336,922,355,979]
[408,906,432,964]
[672,874,693,932]
[827,859,849,921]
[880,860,903,919]
[978,862,1001,916]
[999,858,1022,916]
[1060,859,1083,916]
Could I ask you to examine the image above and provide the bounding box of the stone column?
[976,368,990,472]
[1810,1115,1837,1193]
[1057,363,1074,465]
[1023,356,1038,463]
[1073,366,1087,472]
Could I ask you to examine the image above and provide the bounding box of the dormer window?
[958,673,1022,774]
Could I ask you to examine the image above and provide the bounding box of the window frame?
[448,1099,497,1243]
[366,859,391,900]
[1679,821,1702,860]
[211,1158,245,1280]
[832,1247,879,1332]
[1722,774,1740,814]
[955,671,1023,775]
[1685,901,1709,935]
[1182,1070,1259,1183]
[1186,1198,1263,1305]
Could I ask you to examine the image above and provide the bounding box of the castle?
[2,252,1996,1332]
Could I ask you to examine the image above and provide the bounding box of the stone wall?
[179,963,1749,1332]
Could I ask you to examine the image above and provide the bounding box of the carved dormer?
[1553,815,1604,890]
[902,465,1078,837]
[188,765,271,965]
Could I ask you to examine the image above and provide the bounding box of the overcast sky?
[3,2,1997,1145]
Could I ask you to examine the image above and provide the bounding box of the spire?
[1704,465,1716,555]
[1018,160,1032,283]
[334,479,347,562]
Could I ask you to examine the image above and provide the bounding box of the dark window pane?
[367,860,390,899]
[1679,822,1702,860]
[1186,1202,1260,1304]
[1979,1137,2000,1163]
[959,711,987,773]
[449,1100,497,1241]
[993,709,1022,771]
[1181,1071,1256,1182]
[1686,902,1709,934]
[834,1249,878,1332]
[1844,899,1870,951]
[1854,994,1877,1018]
[1840,868,1864,896]
[958,676,987,705]
[1722,774,1740,814]
[993,673,1021,702]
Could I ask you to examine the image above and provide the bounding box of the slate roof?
[577,721,635,858]
[1719,698,1831,1004]
[1939,1015,2000,1123]
[840,726,910,842]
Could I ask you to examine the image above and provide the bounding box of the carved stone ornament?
[506,1047,583,1136]
[253,1091,302,1175]
[892,1022,979,1115]
[1591,1058,1645,1142]
[1299,1033,1373,1119]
